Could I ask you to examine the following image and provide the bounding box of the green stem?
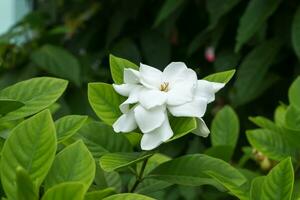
[130,158,148,193]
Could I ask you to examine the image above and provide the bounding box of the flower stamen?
[160,82,169,92]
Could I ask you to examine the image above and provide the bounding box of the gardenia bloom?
[112,62,224,150]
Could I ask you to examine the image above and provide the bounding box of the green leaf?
[85,188,116,200]
[250,176,265,200]
[16,167,39,200]
[206,0,240,29]
[205,171,250,200]
[42,182,85,200]
[88,83,124,125]
[149,154,246,187]
[0,99,24,115]
[100,152,153,172]
[288,77,300,109]
[0,110,56,200]
[0,77,68,121]
[292,6,300,61]
[246,129,296,161]
[45,140,95,191]
[168,117,197,141]
[153,0,185,27]
[109,54,138,84]
[204,145,234,162]
[233,40,280,106]
[55,115,88,143]
[235,0,281,51]
[285,105,300,131]
[274,105,287,127]
[203,69,236,83]
[249,116,280,132]
[95,165,122,192]
[134,179,172,195]
[31,45,81,85]
[261,157,294,200]
[103,193,155,200]
[77,122,132,159]
[211,106,239,149]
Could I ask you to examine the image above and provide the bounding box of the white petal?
[196,80,225,103]
[168,98,208,118]
[162,62,188,82]
[119,86,142,113]
[124,68,140,84]
[140,63,162,89]
[166,82,194,106]
[113,84,137,96]
[192,118,210,137]
[113,111,137,133]
[140,115,173,150]
[138,88,167,109]
[134,105,165,133]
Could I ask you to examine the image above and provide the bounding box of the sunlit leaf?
[44,140,95,191]
[0,110,56,200]
[55,115,88,143]
[0,77,68,121]
[261,157,294,200]
[88,83,124,125]
[109,54,138,84]
[42,182,85,200]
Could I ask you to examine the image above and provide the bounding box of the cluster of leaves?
[1,0,300,199]
[0,56,299,200]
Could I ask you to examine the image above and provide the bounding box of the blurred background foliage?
[1,0,300,199]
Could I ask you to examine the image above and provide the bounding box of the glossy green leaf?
[44,140,95,191]
[85,188,116,200]
[0,110,56,200]
[169,117,197,141]
[0,99,24,115]
[88,83,124,125]
[233,40,280,106]
[292,6,300,61]
[153,0,185,27]
[100,152,153,172]
[103,193,155,200]
[109,54,138,84]
[206,0,240,29]
[261,157,294,200]
[250,176,265,200]
[285,105,300,131]
[149,154,246,187]
[31,45,81,85]
[16,167,39,200]
[288,77,300,109]
[42,182,85,200]
[211,105,239,149]
[55,115,88,143]
[0,77,68,121]
[203,69,236,84]
[77,122,132,159]
[206,171,249,200]
[246,129,296,161]
[235,0,281,51]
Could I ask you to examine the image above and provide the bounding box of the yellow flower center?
[160,82,169,92]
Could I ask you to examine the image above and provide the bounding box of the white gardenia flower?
[112,62,225,150]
